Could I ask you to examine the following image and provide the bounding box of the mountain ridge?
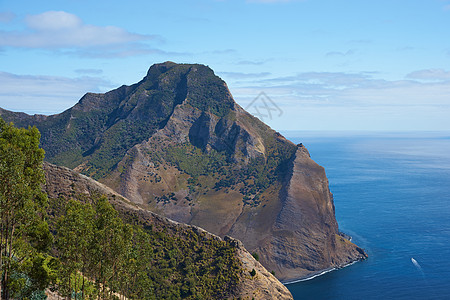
[0,61,367,281]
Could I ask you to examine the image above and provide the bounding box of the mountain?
[43,162,293,299]
[0,61,367,281]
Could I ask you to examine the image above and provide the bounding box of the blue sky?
[1,0,450,131]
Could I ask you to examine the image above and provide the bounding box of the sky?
[1,0,450,131]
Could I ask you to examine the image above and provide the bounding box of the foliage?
[0,117,51,299]
[0,64,300,297]
[55,199,95,298]
[183,65,234,118]
[51,194,241,299]
[0,118,243,299]
[164,142,228,179]
[161,133,296,207]
[252,252,259,261]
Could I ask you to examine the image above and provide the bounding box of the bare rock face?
[250,146,367,280]
[224,236,293,299]
[1,62,366,282]
[43,162,293,299]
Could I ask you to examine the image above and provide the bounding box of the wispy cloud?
[0,71,113,115]
[326,49,355,57]
[406,69,450,81]
[237,59,272,65]
[228,71,450,130]
[230,71,450,108]
[219,71,271,79]
[208,49,237,55]
[396,46,416,52]
[0,11,161,57]
[75,69,103,75]
[0,12,15,23]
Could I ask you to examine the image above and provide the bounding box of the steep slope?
[0,62,236,179]
[43,162,293,299]
[0,62,367,281]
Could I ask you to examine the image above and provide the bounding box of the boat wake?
[411,257,426,280]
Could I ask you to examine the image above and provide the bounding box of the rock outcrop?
[1,62,367,281]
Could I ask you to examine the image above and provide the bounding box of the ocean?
[282,132,450,300]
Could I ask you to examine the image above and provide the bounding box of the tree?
[88,196,132,299]
[56,199,94,299]
[0,118,49,299]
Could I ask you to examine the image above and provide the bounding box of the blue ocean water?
[283,132,450,300]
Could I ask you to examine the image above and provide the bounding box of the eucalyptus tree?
[0,118,50,299]
[56,199,94,299]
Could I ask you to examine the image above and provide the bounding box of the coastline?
[282,260,360,286]
[282,231,364,285]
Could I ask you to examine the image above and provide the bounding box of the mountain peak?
[0,62,367,282]
[144,61,215,83]
[145,61,179,79]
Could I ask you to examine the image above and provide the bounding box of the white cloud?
[227,71,450,130]
[406,69,450,81]
[234,71,450,107]
[0,11,156,53]
[26,11,82,31]
[326,49,355,57]
[219,71,271,79]
[0,71,113,115]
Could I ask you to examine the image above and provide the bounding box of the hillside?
[0,62,367,281]
[43,162,293,299]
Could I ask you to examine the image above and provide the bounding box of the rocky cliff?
[251,146,367,280]
[43,162,293,299]
[0,62,366,281]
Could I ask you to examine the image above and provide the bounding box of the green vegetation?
[0,118,52,299]
[184,65,234,118]
[238,136,296,202]
[0,118,242,299]
[161,133,296,207]
[0,63,239,181]
[49,194,241,299]
[252,253,259,262]
[165,142,228,179]
[79,119,159,179]
[0,63,304,297]
[0,63,296,201]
